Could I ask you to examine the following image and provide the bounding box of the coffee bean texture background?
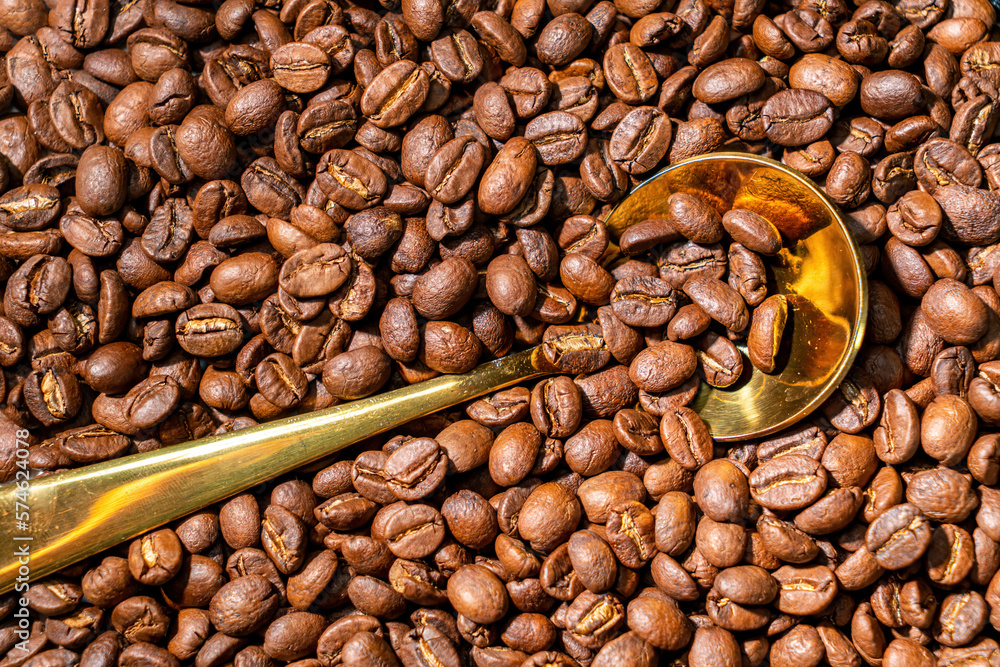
[1,0,1000,664]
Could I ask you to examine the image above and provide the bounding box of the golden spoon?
[0,153,867,594]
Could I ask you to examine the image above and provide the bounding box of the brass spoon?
[0,153,867,593]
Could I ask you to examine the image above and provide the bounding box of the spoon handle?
[0,346,554,594]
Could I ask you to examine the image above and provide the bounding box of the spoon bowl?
[603,152,869,441]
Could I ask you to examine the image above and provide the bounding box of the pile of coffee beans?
[612,189,793,387]
[2,0,1000,660]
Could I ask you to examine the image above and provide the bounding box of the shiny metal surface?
[603,152,868,442]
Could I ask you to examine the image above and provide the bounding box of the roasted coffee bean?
[175,304,243,357]
[377,503,447,560]
[748,294,788,373]
[772,564,838,616]
[518,481,581,553]
[657,241,727,289]
[524,111,587,167]
[209,252,280,307]
[785,140,838,176]
[208,575,280,636]
[610,276,678,328]
[419,320,481,373]
[119,376,180,429]
[666,192,723,244]
[612,409,662,456]
[381,437,447,501]
[581,139,629,204]
[412,256,478,320]
[922,393,977,465]
[560,253,615,306]
[322,345,391,400]
[922,278,989,345]
[886,190,942,246]
[683,276,750,332]
[822,367,882,434]
[0,184,60,231]
[132,281,196,319]
[626,590,693,650]
[866,503,933,569]
[609,106,672,174]
[447,564,509,624]
[488,421,541,488]
[470,11,526,67]
[253,353,307,409]
[860,70,925,120]
[750,454,827,511]
[605,501,656,568]
[692,459,749,526]
[278,243,352,299]
[466,387,530,430]
[906,466,978,523]
[315,150,385,212]
[935,591,989,647]
[659,407,712,471]
[604,44,658,105]
[59,214,124,259]
[629,341,697,393]
[556,215,608,261]
[762,89,835,147]
[361,59,429,129]
[529,376,582,439]
[721,209,782,256]
[693,58,766,105]
[127,529,182,586]
[5,255,72,326]
[478,136,538,216]
[345,207,404,260]
[424,137,486,205]
[23,367,80,426]
[49,81,106,150]
[268,42,331,94]
[486,254,537,318]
